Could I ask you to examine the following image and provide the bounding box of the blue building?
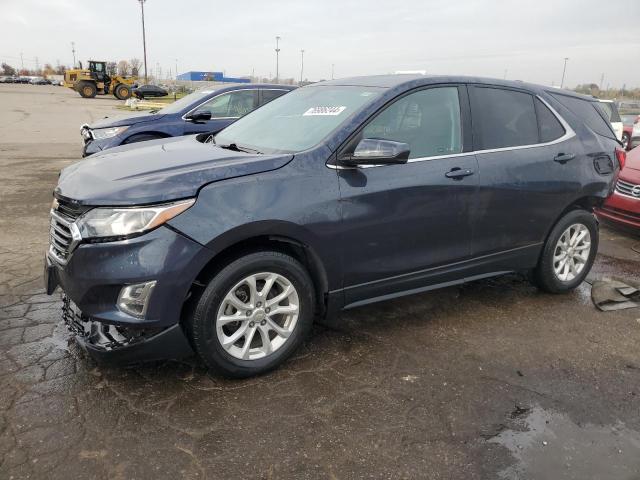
[176,71,250,83]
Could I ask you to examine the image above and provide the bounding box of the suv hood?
[55,136,294,206]
[89,112,166,129]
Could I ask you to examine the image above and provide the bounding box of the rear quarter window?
[549,93,616,140]
[535,99,565,143]
[470,87,538,149]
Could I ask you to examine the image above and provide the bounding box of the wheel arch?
[187,231,330,320]
[123,131,173,144]
[539,195,603,258]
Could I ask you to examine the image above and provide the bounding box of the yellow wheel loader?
[64,60,137,100]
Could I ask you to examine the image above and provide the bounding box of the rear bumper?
[595,191,640,229]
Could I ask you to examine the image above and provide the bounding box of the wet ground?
[1,84,640,479]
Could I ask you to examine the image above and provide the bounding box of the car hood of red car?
[625,147,640,172]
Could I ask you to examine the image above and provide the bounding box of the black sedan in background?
[132,85,169,99]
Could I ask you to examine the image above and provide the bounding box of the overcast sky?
[1,0,639,87]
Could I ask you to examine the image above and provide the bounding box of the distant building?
[176,71,250,83]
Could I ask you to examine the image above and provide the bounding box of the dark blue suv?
[80,84,295,156]
[46,75,621,377]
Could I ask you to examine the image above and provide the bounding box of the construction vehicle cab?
[64,60,136,100]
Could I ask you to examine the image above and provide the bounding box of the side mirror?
[185,110,212,122]
[339,138,410,166]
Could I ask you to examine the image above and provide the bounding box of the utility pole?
[599,73,605,91]
[138,0,148,84]
[175,58,178,80]
[20,52,24,71]
[503,69,507,79]
[331,63,335,80]
[560,57,569,89]
[275,36,281,83]
[300,49,304,84]
[71,42,76,68]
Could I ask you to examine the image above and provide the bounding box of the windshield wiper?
[149,109,159,114]
[218,143,262,154]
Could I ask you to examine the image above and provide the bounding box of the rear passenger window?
[470,87,538,149]
[261,89,288,105]
[536,99,565,142]
[550,93,616,140]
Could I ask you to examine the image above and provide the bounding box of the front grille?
[615,179,640,198]
[49,211,74,264]
[56,198,88,220]
[48,198,88,264]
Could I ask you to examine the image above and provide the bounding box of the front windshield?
[157,89,217,115]
[214,86,383,153]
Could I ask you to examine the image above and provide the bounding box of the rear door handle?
[554,153,575,164]
[445,167,475,179]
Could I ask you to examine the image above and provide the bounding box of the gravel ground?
[1,84,639,480]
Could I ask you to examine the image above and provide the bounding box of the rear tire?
[187,251,315,378]
[114,83,131,100]
[77,81,97,98]
[531,209,598,293]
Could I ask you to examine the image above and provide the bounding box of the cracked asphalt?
[1,84,639,479]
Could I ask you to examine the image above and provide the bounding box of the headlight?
[91,126,130,140]
[76,199,195,240]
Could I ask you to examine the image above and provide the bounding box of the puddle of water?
[489,405,640,479]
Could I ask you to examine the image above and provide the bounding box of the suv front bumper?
[45,226,213,364]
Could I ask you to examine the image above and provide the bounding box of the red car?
[622,114,639,150]
[595,147,640,229]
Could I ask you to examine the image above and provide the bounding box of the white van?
[597,99,623,141]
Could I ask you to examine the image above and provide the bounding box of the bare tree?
[2,63,16,76]
[106,62,117,76]
[129,58,142,77]
[117,60,130,76]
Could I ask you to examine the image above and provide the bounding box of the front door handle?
[554,153,575,164]
[445,167,475,179]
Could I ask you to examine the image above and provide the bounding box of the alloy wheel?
[553,223,591,282]
[216,272,300,360]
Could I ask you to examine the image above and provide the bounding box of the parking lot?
[1,83,639,479]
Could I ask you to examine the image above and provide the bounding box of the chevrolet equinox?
[45,75,624,377]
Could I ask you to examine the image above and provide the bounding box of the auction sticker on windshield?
[303,106,347,116]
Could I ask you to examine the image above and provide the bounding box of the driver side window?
[362,87,462,159]
[198,90,256,119]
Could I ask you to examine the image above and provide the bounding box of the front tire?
[187,251,315,378]
[532,209,598,293]
[114,83,131,100]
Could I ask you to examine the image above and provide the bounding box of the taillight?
[615,148,626,170]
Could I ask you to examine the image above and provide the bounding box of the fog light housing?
[117,281,157,318]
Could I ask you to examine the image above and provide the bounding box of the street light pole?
[560,57,569,89]
[300,49,304,84]
[275,36,281,83]
[71,42,76,68]
[138,0,148,84]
